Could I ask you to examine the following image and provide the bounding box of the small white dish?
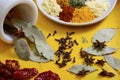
[36,0,117,26]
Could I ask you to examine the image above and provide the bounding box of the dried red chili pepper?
[13,68,38,80]
[5,60,20,73]
[34,70,60,80]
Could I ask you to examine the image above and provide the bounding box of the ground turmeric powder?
[70,6,97,23]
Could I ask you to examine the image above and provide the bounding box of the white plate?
[36,0,117,26]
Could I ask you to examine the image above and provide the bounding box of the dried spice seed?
[74,40,78,45]
[55,32,76,68]
[80,48,88,58]
[77,69,90,77]
[93,40,106,50]
[67,32,75,36]
[84,56,95,65]
[99,68,115,77]
[72,57,76,63]
[47,33,51,38]
[95,59,106,66]
[52,30,57,36]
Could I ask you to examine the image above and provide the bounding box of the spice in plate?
[69,0,86,9]
[85,0,110,17]
[59,6,75,22]
[70,6,96,23]
[42,0,62,17]
[57,0,69,7]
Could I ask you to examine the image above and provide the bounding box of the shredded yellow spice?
[71,6,97,23]
[56,0,69,7]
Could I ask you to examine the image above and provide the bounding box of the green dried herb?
[14,38,30,60]
[69,0,86,8]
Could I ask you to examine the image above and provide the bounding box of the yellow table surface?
[0,0,120,80]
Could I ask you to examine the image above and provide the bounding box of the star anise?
[77,69,90,77]
[96,59,106,66]
[93,40,106,50]
[99,68,115,77]
[84,56,95,65]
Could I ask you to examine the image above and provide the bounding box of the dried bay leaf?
[105,55,120,70]
[12,19,54,62]
[22,23,54,60]
[29,51,49,63]
[68,64,96,75]
[84,46,117,56]
[14,38,30,60]
[92,28,116,43]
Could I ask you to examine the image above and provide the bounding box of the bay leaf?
[22,24,54,60]
[92,28,116,43]
[84,46,117,56]
[68,64,96,74]
[29,51,49,63]
[14,38,30,60]
[11,18,28,29]
[105,55,120,70]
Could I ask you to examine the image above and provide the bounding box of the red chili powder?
[59,6,75,22]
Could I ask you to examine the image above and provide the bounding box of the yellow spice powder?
[56,0,69,7]
[70,6,97,23]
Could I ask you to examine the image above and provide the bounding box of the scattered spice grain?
[71,6,96,23]
[47,33,51,39]
[74,40,78,45]
[84,56,95,65]
[77,69,90,77]
[99,68,115,77]
[52,30,57,36]
[95,59,106,66]
[72,57,76,63]
[59,6,75,22]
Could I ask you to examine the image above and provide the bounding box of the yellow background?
[0,0,120,80]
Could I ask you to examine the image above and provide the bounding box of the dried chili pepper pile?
[0,60,61,80]
[0,60,38,80]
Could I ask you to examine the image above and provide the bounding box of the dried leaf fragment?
[14,38,30,60]
[22,24,54,61]
[84,46,117,56]
[105,55,120,70]
[68,64,96,76]
[92,28,116,43]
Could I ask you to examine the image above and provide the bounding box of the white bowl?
[0,0,38,43]
[36,0,117,26]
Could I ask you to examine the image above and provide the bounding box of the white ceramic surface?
[36,0,117,26]
[0,0,38,43]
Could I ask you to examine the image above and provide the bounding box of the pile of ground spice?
[56,0,69,7]
[59,6,75,22]
[71,6,97,23]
